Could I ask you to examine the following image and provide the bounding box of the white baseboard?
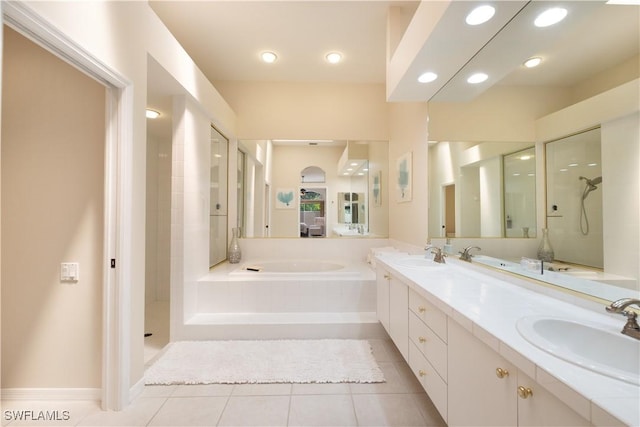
[1,388,101,401]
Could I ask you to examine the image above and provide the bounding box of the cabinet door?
[389,276,409,359]
[376,266,390,333]
[517,371,590,427]
[448,319,517,427]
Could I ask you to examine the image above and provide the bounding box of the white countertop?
[375,253,640,427]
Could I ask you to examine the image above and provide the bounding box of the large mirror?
[238,139,388,238]
[427,1,639,298]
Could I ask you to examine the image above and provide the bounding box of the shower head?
[579,176,602,199]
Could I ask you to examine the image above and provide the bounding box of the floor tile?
[411,393,447,427]
[217,395,290,426]
[140,385,177,398]
[291,383,351,395]
[349,362,409,394]
[231,383,292,396]
[352,393,428,426]
[288,394,357,426]
[171,384,234,397]
[148,396,228,426]
[76,397,166,426]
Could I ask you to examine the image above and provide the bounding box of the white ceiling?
[147,0,639,129]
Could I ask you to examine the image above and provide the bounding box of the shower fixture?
[579,176,602,235]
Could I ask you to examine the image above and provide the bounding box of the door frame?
[3,3,133,410]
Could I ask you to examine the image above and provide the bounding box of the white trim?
[1,388,101,401]
[3,1,134,411]
[129,376,146,403]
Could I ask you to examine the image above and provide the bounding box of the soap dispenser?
[443,238,454,255]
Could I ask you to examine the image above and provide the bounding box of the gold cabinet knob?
[418,369,427,377]
[383,274,391,280]
[418,336,427,343]
[418,306,427,313]
[495,367,509,379]
[517,386,533,399]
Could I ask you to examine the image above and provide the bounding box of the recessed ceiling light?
[524,57,542,68]
[520,155,532,160]
[326,52,342,64]
[261,51,277,63]
[146,109,160,119]
[535,7,567,27]
[568,163,578,167]
[466,5,496,25]
[467,73,489,84]
[418,72,438,83]
[588,163,598,166]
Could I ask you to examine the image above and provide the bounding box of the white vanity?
[375,253,639,427]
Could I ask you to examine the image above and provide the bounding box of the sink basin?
[391,256,445,269]
[517,315,640,385]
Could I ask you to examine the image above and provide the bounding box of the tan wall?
[1,27,105,388]
[214,81,389,141]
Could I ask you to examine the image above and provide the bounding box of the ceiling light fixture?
[466,5,496,25]
[146,109,160,119]
[418,72,438,83]
[534,7,568,27]
[467,72,488,84]
[524,57,542,68]
[326,52,343,64]
[261,51,278,63]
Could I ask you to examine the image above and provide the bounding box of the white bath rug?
[145,339,385,385]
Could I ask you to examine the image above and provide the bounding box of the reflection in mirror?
[546,128,602,268]
[209,127,229,267]
[503,147,536,238]
[299,187,326,238]
[429,141,534,238]
[239,140,388,238]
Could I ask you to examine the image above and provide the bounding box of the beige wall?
[1,27,104,388]
[214,81,389,141]
[388,102,429,246]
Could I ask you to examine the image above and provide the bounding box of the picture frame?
[275,188,296,209]
[396,152,412,202]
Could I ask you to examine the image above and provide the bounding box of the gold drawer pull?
[418,369,427,377]
[418,336,427,343]
[495,368,509,379]
[517,386,533,399]
[418,306,427,313]
[384,274,391,280]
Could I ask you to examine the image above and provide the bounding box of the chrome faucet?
[606,298,640,340]
[459,246,481,262]
[424,244,446,264]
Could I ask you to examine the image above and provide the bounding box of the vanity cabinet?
[447,318,591,427]
[376,266,409,359]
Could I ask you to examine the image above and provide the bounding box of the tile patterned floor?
[1,339,446,426]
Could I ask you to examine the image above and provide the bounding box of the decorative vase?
[228,227,242,264]
[537,228,554,262]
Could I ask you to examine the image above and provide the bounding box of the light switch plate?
[61,262,79,282]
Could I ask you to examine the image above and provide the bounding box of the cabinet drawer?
[409,312,447,381]
[408,342,447,423]
[409,289,447,342]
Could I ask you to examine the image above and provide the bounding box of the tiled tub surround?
[375,253,639,427]
[188,259,382,340]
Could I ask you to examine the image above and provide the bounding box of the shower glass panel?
[237,150,245,237]
[210,127,228,267]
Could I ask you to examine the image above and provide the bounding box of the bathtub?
[230,260,356,276]
[190,259,382,339]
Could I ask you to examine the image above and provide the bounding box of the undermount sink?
[517,315,640,385]
[391,255,445,269]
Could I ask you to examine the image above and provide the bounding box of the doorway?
[443,184,456,237]
[299,187,326,237]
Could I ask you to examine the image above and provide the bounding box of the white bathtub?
[191,259,381,339]
[230,260,350,275]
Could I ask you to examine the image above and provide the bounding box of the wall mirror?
[504,147,536,238]
[426,2,639,300]
[238,139,389,239]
